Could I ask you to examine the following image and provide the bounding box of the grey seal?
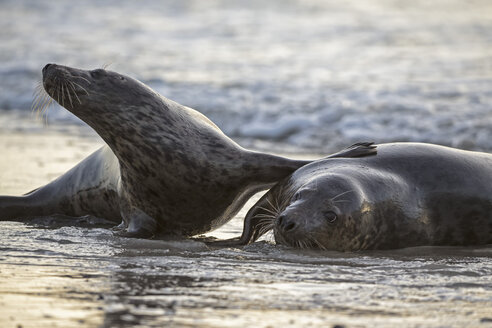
[0,64,376,238]
[220,143,492,250]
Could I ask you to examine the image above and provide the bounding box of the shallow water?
[2,221,492,328]
[0,134,491,328]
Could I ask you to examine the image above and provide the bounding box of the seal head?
[207,142,378,247]
[273,175,366,250]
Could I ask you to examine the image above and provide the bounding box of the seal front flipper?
[114,207,157,239]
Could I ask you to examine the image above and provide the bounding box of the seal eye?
[118,76,125,81]
[323,211,337,223]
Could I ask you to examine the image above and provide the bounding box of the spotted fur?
[1,64,315,237]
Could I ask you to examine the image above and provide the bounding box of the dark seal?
[222,143,492,250]
[0,64,375,238]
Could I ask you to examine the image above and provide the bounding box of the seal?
[221,143,492,250]
[0,63,376,238]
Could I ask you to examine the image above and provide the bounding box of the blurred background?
[1,0,492,152]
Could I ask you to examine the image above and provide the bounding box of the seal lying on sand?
[219,143,492,250]
[0,64,376,238]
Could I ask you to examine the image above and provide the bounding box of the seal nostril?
[277,214,285,226]
[277,214,297,233]
[284,222,296,232]
[42,63,52,75]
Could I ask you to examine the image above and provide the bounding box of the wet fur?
[236,143,492,250]
[1,64,314,237]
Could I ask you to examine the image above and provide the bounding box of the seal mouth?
[273,212,332,250]
[273,226,320,249]
[274,213,307,247]
[39,63,91,111]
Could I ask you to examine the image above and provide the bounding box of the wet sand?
[0,131,104,196]
[1,132,492,328]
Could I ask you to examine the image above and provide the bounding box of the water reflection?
[1,221,492,328]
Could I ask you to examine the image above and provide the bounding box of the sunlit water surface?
[0,134,491,328]
[1,220,492,328]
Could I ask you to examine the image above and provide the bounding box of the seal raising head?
[1,64,377,238]
[223,143,492,251]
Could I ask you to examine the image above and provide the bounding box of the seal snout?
[42,63,61,90]
[276,213,298,233]
[42,63,53,75]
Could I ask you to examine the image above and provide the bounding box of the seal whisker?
[256,220,274,236]
[258,220,273,227]
[307,234,326,250]
[36,93,50,116]
[67,80,82,104]
[54,77,61,104]
[258,223,274,236]
[31,95,46,119]
[33,91,47,114]
[304,239,311,249]
[70,81,90,95]
[253,213,276,219]
[71,75,91,84]
[38,94,52,123]
[64,82,74,108]
[32,90,44,106]
[32,83,44,96]
[266,197,280,214]
[256,206,278,217]
[333,199,351,204]
[331,190,354,201]
[257,217,275,223]
[31,88,46,112]
[60,84,66,108]
[257,220,274,228]
[38,93,53,120]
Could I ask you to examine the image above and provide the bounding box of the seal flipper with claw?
[206,142,377,247]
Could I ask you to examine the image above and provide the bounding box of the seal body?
[0,64,310,237]
[235,143,492,250]
[0,64,375,238]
